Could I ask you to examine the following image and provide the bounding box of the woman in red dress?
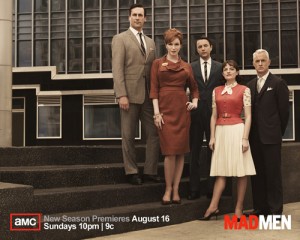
[150,28,199,204]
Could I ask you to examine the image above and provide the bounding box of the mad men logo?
[224,215,292,230]
[10,213,42,231]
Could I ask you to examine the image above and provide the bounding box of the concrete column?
[0,0,13,146]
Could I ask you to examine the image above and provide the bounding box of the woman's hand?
[242,138,249,153]
[154,113,164,130]
[209,138,215,151]
[186,102,197,111]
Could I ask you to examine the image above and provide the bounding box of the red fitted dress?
[150,56,199,155]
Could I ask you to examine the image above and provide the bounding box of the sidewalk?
[87,202,300,240]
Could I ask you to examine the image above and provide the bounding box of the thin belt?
[159,86,185,92]
[218,113,240,118]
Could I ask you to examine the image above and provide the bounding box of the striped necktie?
[204,61,208,83]
[257,77,264,93]
[138,33,146,55]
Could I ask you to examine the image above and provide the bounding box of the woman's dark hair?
[129,4,146,16]
[222,60,242,83]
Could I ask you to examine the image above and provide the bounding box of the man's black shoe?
[128,174,142,185]
[244,210,265,217]
[187,192,200,200]
[143,174,164,183]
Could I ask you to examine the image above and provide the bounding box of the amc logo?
[10,213,42,231]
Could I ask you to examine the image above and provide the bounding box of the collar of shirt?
[257,71,270,84]
[200,57,212,65]
[130,27,145,43]
[221,81,237,95]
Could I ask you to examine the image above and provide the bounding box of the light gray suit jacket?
[112,29,156,104]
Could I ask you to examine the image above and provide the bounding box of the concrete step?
[33,178,209,214]
[0,146,147,166]
[31,196,234,240]
[0,162,189,189]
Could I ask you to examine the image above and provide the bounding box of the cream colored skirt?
[210,123,256,177]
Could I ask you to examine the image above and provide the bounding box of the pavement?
[86,202,300,240]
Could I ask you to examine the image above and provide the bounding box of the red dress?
[150,56,199,155]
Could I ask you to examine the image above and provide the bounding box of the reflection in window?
[84,104,140,139]
[12,0,300,72]
[34,1,48,66]
[37,96,61,138]
[225,1,242,64]
[281,1,298,68]
[207,0,224,62]
[51,40,65,72]
[85,0,100,73]
[243,1,260,68]
[262,1,279,67]
[17,5,32,66]
[68,8,82,73]
[283,91,295,141]
[102,1,117,72]
[18,41,31,67]
[51,3,65,72]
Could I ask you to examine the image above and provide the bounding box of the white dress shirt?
[130,27,147,53]
[257,71,270,92]
[200,57,212,82]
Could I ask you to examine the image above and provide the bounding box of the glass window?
[51,2,66,72]
[262,1,279,68]
[18,41,31,66]
[189,0,205,62]
[225,1,242,65]
[51,40,65,72]
[35,0,48,12]
[243,1,260,68]
[34,1,49,66]
[154,0,170,58]
[102,1,117,72]
[281,0,298,68]
[17,4,32,67]
[85,0,100,73]
[283,102,294,141]
[83,101,140,140]
[207,0,224,62]
[35,40,48,66]
[12,98,25,146]
[37,96,61,138]
[68,7,82,73]
[18,0,32,13]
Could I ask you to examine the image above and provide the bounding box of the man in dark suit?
[188,37,223,200]
[112,4,161,185]
[247,49,289,215]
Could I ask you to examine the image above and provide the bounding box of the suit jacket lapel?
[258,75,271,98]
[127,29,146,57]
[194,60,205,87]
[206,61,217,86]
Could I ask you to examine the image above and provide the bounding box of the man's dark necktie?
[139,32,146,55]
[204,61,208,83]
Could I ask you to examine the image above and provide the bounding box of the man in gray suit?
[112,4,160,185]
[188,37,223,200]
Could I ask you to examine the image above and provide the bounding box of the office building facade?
[11,0,300,146]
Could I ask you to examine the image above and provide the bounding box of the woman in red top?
[199,60,256,220]
[150,28,199,205]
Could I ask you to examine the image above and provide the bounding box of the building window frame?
[36,95,62,139]
[82,94,141,140]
